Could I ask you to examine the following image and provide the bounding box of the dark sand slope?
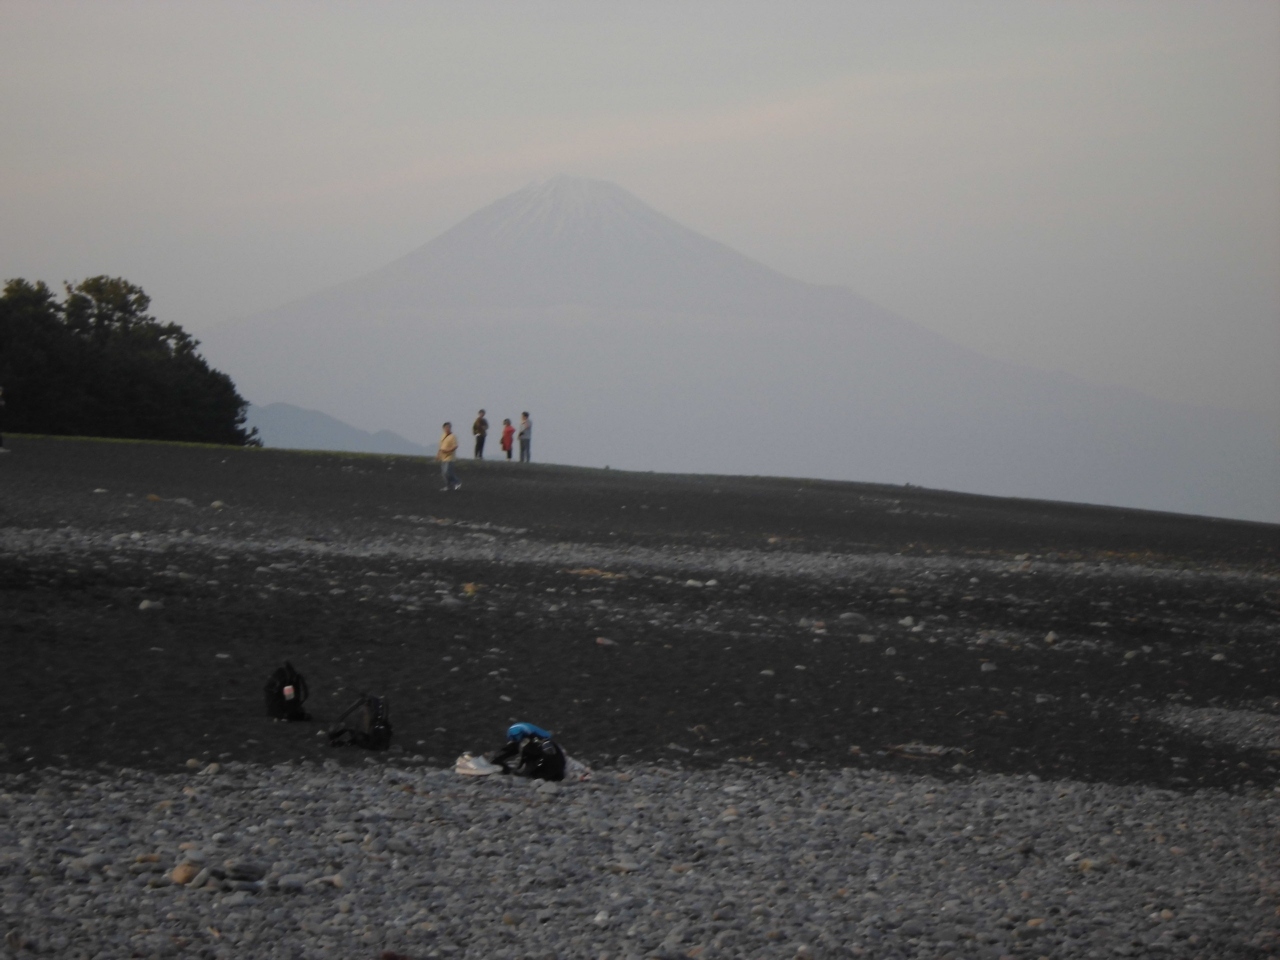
[2,435,1277,789]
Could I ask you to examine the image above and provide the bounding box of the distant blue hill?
[246,403,428,456]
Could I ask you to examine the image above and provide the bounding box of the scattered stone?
[137,599,163,611]
[0,756,1272,957]
[888,742,964,758]
[3,440,1276,958]
[69,853,108,872]
[1150,705,1280,751]
[224,858,267,881]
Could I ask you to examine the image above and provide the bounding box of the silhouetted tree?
[0,276,258,445]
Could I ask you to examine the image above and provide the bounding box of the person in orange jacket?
[499,418,516,461]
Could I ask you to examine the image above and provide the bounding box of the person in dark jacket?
[489,722,565,781]
[472,410,489,459]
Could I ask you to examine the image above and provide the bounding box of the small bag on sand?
[490,723,568,781]
[264,662,311,721]
[329,695,393,750]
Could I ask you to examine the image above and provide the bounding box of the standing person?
[472,409,489,459]
[438,422,460,491]
[500,418,515,460]
[518,412,532,462]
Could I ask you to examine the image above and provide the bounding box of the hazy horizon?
[193,174,1278,524]
[2,2,1276,424]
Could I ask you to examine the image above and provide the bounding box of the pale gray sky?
[2,1,1277,417]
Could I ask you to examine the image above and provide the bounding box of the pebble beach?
[3,438,1278,958]
[3,758,1277,959]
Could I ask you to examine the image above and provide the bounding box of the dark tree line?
[0,276,258,446]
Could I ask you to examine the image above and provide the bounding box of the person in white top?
[518,412,532,463]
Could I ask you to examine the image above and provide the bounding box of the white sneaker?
[454,753,501,776]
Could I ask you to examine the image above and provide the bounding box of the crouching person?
[490,722,566,781]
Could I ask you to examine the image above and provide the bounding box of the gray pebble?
[11,758,1263,957]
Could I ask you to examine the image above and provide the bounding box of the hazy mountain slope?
[201,176,1279,523]
[246,403,428,457]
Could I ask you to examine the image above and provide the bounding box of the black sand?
[2,435,1277,789]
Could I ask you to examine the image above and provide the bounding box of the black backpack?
[329,695,393,750]
[264,662,310,721]
[514,736,566,781]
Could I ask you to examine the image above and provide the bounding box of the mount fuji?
[199,175,1278,523]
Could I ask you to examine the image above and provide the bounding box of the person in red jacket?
[499,418,515,460]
